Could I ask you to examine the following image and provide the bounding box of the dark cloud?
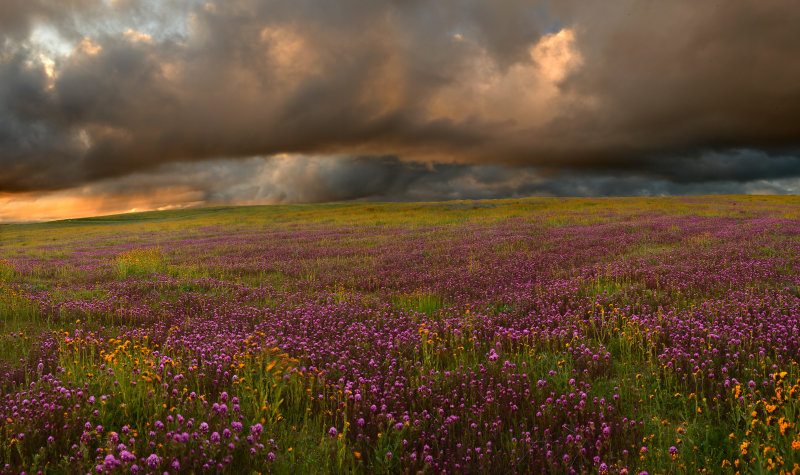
[551,0,800,164]
[0,47,87,190]
[5,154,800,222]
[1,0,800,199]
[651,149,800,184]
[70,154,800,205]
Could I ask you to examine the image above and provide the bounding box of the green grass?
[2,196,798,251]
[114,248,166,278]
[393,292,447,316]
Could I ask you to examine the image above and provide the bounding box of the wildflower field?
[2,196,800,474]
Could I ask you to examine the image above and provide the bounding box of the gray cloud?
[549,0,800,165]
[651,149,800,183]
[1,0,800,198]
[6,154,800,222]
[73,154,800,205]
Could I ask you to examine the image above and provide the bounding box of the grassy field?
[2,196,800,473]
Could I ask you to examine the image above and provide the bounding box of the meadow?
[2,196,800,474]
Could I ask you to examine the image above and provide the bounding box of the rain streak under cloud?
[2,0,800,220]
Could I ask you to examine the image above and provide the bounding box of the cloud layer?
[1,0,800,214]
[4,154,800,223]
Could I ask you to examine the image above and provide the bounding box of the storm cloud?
[6,153,800,223]
[1,0,800,212]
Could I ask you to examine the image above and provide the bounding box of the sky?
[1,0,800,221]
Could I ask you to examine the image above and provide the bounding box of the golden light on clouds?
[122,29,154,44]
[75,37,101,56]
[38,54,56,79]
[530,28,583,83]
[357,25,410,116]
[259,26,321,83]
[427,28,583,127]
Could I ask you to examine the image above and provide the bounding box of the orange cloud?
[426,28,584,128]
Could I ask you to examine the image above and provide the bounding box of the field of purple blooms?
[2,196,800,474]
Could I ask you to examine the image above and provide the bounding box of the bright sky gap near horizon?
[2,0,800,222]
